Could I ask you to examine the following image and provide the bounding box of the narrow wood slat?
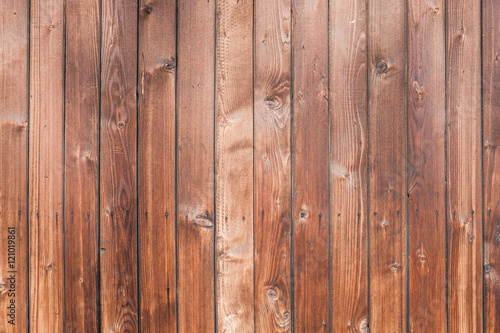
[329,0,369,330]
[29,0,65,330]
[367,0,406,330]
[446,0,483,331]
[216,0,254,331]
[100,0,138,330]
[254,0,292,331]
[177,0,216,331]
[292,0,329,330]
[64,0,100,331]
[407,0,446,331]
[138,0,176,331]
[484,0,500,331]
[0,1,29,331]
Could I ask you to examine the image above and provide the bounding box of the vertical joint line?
[174,0,180,332]
[444,0,449,331]
[289,1,295,331]
[365,0,371,329]
[327,0,332,331]
[404,0,410,331]
[27,0,32,330]
[213,0,218,331]
[136,0,141,331]
[97,0,103,330]
[62,0,68,330]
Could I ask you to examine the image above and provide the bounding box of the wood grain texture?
[446,0,483,331]
[407,0,446,331]
[0,1,29,331]
[254,0,292,331]
[216,0,254,331]
[367,0,406,331]
[329,0,368,331]
[484,0,500,331]
[100,0,138,331]
[292,0,329,330]
[177,0,216,331]
[138,0,176,331]
[29,0,65,330]
[64,0,100,331]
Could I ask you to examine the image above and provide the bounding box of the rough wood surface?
[216,0,254,331]
[100,0,138,331]
[447,0,483,331]
[254,0,292,331]
[329,0,369,331]
[292,0,329,330]
[367,0,406,331]
[177,0,216,331]
[0,1,29,331]
[484,0,500,331]
[138,0,176,331]
[407,0,446,331]
[64,0,100,331]
[29,0,65,330]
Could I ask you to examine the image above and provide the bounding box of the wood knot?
[381,220,389,228]
[117,121,125,129]
[267,288,278,300]
[144,4,153,14]
[416,250,427,266]
[48,25,54,31]
[264,96,282,110]
[391,263,401,271]
[485,263,493,274]
[193,216,213,228]
[375,61,388,73]
[164,58,176,71]
[21,121,28,128]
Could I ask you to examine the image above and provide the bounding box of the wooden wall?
[0,0,498,331]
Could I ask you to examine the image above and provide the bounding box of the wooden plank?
[367,0,406,330]
[329,0,368,331]
[64,0,100,331]
[407,0,446,331]
[446,0,482,331]
[215,0,254,331]
[484,0,500,331]
[137,1,176,331]
[100,0,138,330]
[0,0,29,331]
[254,0,292,330]
[177,0,215,331]
[29,0,65,330]
[292,0,329,330]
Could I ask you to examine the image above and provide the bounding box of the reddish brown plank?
[29,0,65,330]
[329,0,369,330]
[407,0,446,331]
[0,1,29,331]
[484,0,500,331]
[446,0,483,331]
[177,0,216,331]
[292,0,329,330]
[215,0,254,331]
[64,0,100,331]
[138,0,176,331]
[254,0,292,331]
[100,0,138,330]
[367,0,406,331]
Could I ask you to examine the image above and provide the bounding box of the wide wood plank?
[292,0,329,330]
[29,0,65,330]
[100,0,138,330]
[407,0,446,331]
[177,0,216,331]
[216,0,254,331]
[484,0,500,331]
[446,0,482,331]
[64,0,100,331]
[138,0,176,331]
[329,0,368,331]
[367,0,406,330]
[0,1,29,331]
[254,0,292,331]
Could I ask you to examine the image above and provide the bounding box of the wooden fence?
[0,0,499,331]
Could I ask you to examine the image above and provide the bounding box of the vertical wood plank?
[100,0,138,330]
[0,0,29,331]
[64,0,100,331]
[138,0,176,331]
[447,0,483,331]
[254,0,292,330]
[407,0,446,331]
[367,0,406,330]
[216,0,254,331]
[329,0,369,330]
[484,0,500,331]
[177,0,216,331]
[29,0,65,330]
[292,0,329,330]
